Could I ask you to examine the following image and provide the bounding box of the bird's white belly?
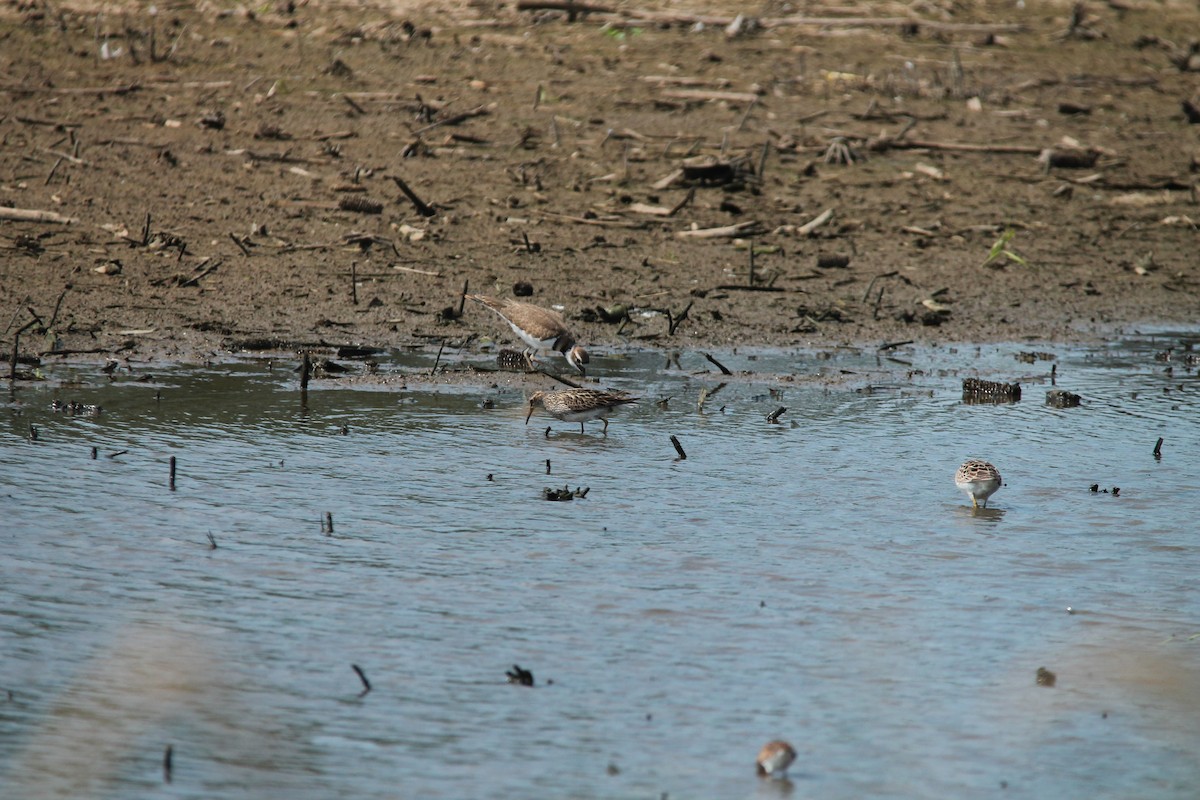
[507,321,554,352]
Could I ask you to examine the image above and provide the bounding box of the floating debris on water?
[506,664,534,686]
[50,400,103,415]
[1046,389,1082,408]
[1036,667,1057,687]
[542,485,589,501]
[962,378,1021,404]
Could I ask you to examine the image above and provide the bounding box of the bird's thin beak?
[525,405,535,424]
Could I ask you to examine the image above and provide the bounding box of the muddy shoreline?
[2,0,1198,375]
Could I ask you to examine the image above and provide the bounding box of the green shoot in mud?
[982,228,1029,268]
[603,26,643,40]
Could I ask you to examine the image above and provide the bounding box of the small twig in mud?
[45,157,63,185]
[796,207,834,236]
[703,352,733,375]
[0,205,78,224]
[666,301,693,335]
[536,368,582,389]
[516,0,614,21]
[9,319,37,381]
[766,406,787,423]
[340,94,365,115]
[458,279,468,318]
[47,285,71,331]
[736,96,758,132]
[169,456,176,491]
[350,262,358,305]
[429,339,446,376]
[676,221,762,240]
[229,232,251,256]
[176,259,219,288]
[411,104,490,136]
[863,271,900,302]
[351,664,372,697]
[756,141,770,181]
[141,212,152,246]
[670,435,687,460]
[390,176,437,217]
[668,188,695,216]
[878,340,914,352]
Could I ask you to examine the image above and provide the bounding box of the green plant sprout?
[982,228,1029,268]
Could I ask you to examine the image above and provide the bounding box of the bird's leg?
[579,421,585,434]
[522,349,536,372]
[971,495,979,509]
[602,418,609,434]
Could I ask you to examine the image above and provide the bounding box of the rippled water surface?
[2,335,1199,799]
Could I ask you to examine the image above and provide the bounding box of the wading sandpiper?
[525,389,637,434]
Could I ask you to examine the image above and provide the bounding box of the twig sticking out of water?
[91,447,98,459]
[322,512,334,535]
[163,744,173,784]
[1153,437,1164,459]
[206,532,218,549]
[766,406,786,423]
[352,664,372,697]
[169,456,176,490]
[300,352,312,390]
[670,435,687,460]
[703,352,733,375]
[545,459,551,475]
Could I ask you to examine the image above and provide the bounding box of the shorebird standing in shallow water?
[955,459,1003,508]
[756,740,796,779]
[465,294,589,375]
[525,389,638,434]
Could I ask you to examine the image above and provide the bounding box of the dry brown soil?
[2,0,1198,371]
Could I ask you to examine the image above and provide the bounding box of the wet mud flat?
[2,0,1199,380]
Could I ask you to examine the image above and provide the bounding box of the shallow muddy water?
[2,334,1198,799]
